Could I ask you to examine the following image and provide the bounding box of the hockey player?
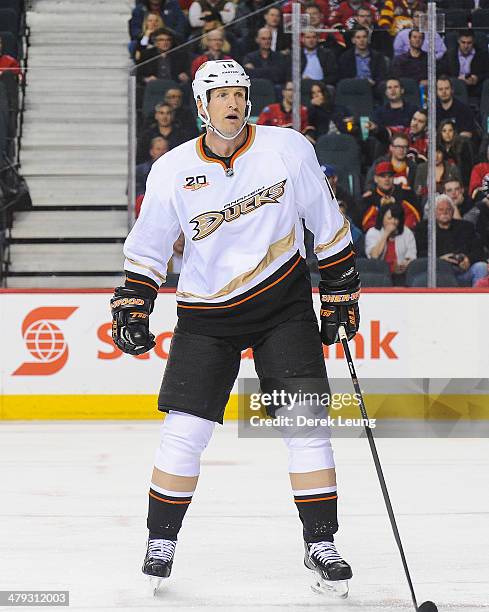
[111,60,360,597]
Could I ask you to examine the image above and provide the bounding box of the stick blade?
[418,601,438,612]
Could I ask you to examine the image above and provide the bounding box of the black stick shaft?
[338,327,419,612]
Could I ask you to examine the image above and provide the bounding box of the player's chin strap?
[198,100,252,141]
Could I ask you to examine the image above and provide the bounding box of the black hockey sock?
[147,487,193,541]
[294,490,338,543]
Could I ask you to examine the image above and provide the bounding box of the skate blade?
[311,576,349,599]
[149,576,167,596]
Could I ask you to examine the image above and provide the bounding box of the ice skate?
[304,541,352,599]
[142,538,176,595]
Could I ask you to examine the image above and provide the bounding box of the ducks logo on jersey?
[189,179,287,241]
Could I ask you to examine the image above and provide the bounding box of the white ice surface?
[0,422,488,612]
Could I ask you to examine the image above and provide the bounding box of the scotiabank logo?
[13,307,78,376]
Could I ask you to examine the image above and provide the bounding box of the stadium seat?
[381,78,419,107]
[315,133,361,196]
[437,0,473,8]
[405,258,459,287]
[0,9,17,34]
[249,78,276,116]
[449,77,469,105]
[471,8,489,29]
[142,79,178,118]
[356,258,390,275]
[356,259,393,287]
[479,79,489,128]
[0,31,17,58]
[0,0,21,13]
[443,9,470,29]
[357,271,393,287]
[335,78,374,119]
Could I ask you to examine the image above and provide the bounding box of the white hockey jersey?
[124,124,355,335]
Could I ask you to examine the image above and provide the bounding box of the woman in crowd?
[307,82,356,143]
[365,203,417,283]
[437,119,473,187]
[132,13,165,61]
[414,146,461,201]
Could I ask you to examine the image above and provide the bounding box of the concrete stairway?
[9,0,132,288]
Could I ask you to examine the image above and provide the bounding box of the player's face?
[206,87,247,138]
[410,111,426,134]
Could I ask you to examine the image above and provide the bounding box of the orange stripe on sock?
[149,491,192,504]
[126,277,158,292]
[294,495,338,503]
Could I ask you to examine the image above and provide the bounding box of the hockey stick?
[338,325,438,612]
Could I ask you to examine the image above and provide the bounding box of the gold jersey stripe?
[314,217,350,254]
[176,225,296,300]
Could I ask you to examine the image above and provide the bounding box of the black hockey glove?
[110,287,156,355]
[318,275,361,346]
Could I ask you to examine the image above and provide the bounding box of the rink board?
[0,288,488,420]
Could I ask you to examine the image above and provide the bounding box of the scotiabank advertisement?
[1,290,488,418]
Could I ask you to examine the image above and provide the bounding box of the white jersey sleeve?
[123,160,182,286]
[289,134,351,263]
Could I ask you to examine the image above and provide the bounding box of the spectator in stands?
[164,87,198,140]
[136,136,169,197]
[331,0,378,30]
[132,13,164,61]
[415,147,461,199]
[378,0,424,37]
[361,161,420,231]
[436,76,475,139]
[307,82,356,142]
[257,81,312,134]
[0,36,21,78]
[438,30,489,100]
[469,143,489,200]
[443,179,476,220]
[436,119,473,187]
[365,133,417,190]
[305,4,346,57]
[472,193,489,251]
[242,28,288,86]
[415,195,487,286]
[393,7,446,60]
[338,26,387,85]
[365,203,417,279]
[250,6,291,55]
[188,0,236,31]
[301,30,338,85]
[138,28,190,84]
[130,0,187,40]
[191,29,233,78]
[369,77,417,132]
[390,29,427,84]
[349,6,391,54]
[138,102,185,162]
[322,164,363,250]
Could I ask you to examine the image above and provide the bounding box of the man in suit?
[138,28,191,84]
[301,30,338,86]
[243,27,288,86]
[438,29,489,99]
[338,26,387,85]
